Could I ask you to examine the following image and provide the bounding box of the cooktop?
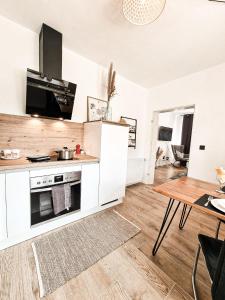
[27,155,79,163]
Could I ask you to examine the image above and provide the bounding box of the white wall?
[0,15,148,184]
[147,63,225,183]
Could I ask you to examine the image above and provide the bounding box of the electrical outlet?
[199,145,205,150]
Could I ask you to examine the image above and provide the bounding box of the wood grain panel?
[0,113,84,157]
[153,176,225,221]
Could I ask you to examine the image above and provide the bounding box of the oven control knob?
[37,181,40,185]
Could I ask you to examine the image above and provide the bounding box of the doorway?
[151,106,195,185]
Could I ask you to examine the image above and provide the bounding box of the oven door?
[30,181,81,226]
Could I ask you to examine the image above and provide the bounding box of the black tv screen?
[158,126,173,141]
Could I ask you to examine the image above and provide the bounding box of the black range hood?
[26,24,77,120]
[39,24,62,80]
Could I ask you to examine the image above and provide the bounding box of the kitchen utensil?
[0,149,21,160]
[27,155,51,162]
[204,195,214,207]
[211,199,225,213]
[56,147,74,160]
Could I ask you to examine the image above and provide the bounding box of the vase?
[106,101,112,121]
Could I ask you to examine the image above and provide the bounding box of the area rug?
[32,210,140,297]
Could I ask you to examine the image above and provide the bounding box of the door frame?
[147,104,195,185]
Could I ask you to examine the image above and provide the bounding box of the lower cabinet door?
[6,171,30,238]
[0,174,7,242]
[81,163,99,211]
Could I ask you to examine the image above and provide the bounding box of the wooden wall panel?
[0,114,84,157]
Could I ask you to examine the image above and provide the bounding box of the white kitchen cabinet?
[81,163,99,211]
[6,171,30,238]
[0,173,7,242]
[84,121,129,205]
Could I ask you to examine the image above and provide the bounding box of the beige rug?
[32,210,140,297]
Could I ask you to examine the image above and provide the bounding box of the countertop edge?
[0,158,99,173]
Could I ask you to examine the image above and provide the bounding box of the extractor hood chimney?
[39,24,62,80]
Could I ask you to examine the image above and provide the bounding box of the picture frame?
[87,97,108,122]
[120,116,137,149]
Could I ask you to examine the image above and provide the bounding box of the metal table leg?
[192,245,201,300]
[152,198,181,256]
[179,204,192,230]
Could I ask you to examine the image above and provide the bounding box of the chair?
[216,219,225,239]
[171,145,189,167]
[192,234,225,300]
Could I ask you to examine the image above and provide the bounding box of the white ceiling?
[0,0,225,88]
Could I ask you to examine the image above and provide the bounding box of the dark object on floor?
[171,145,189,167]
[192,234,225,300]
[170,172,187,180]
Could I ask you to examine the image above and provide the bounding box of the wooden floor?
[154,164,187,185]
[0,167,222,299]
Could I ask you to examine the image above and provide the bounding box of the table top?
[153,176,225,221]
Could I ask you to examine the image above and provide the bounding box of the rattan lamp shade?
[122,0,166,25]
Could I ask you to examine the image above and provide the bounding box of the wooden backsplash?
[0,114,84,157]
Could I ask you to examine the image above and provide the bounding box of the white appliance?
[84,121,129,205]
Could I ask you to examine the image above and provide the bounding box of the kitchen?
[2,1,225,299]
[0,24,131,252]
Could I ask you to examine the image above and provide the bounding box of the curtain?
[181,114,193,154]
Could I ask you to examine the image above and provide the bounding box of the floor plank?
[99,282,131,300]
[165,284,193,300]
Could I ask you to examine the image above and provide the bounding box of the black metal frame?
[152,199,181,256]
[192,245,201,300]
[179,204,192,230]
[215,219,225,239]
[152,199,193,256]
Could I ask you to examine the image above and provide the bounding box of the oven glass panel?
[31,183,81,226]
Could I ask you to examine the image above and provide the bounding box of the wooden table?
[152,176,225,255]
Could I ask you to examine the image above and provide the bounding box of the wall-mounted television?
[158,126,173,141]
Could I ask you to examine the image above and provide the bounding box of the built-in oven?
[30,171,81,226]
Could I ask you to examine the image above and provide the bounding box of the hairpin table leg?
[179,204,192,230]
[152,198,181,256]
